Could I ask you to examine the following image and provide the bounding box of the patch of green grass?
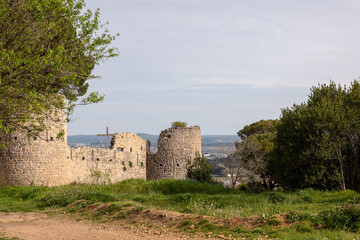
[66,200,93,213]
[291,223,314,233]
[0,232,20,240]
[275,227,360,240]
[267,192,287,203]
[318,203,360,232]
[287,211,310,223]
[180,220,192,228]
[2,180,360,239]
[94,204,122,217]
[114,212,126,219]
[268,219,281,226]
[37,185,115,208]
[201,223,216,232]
[133,207,144,212]
[196,219,209,226]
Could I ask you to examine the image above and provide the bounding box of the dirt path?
[0,212,206,240]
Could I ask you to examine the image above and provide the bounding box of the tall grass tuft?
[37,184,115,207]
[141,179,236,195]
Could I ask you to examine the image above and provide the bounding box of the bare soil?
[0,212,205,240]
[0,205,289,240]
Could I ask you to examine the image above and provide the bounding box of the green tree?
[273,81,360,190]
[171,121,187,128]
[186,154,214,183]
[0,0,118,136]
[237,119,278,140]
[236,119,278,190]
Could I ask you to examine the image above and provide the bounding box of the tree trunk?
[337,149,346,190]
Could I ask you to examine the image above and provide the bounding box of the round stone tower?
[0,110,72,186]
[146,126,201,180]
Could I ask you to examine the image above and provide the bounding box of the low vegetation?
[1,179,360,239]
[171,121,188,128]
[229,81,360,193]
[186,154,214,183]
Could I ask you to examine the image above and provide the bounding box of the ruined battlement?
[146,126,201,180]
[68,133,147,184]
[0,118,201,185]
[0,110,72,186]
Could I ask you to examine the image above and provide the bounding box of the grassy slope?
[1,179,360,239]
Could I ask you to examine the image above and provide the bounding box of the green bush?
[286,211,313,223]
[302,196,313,203]
[186,154,214,183]
[171,121,187,128]
[247,181,265,193]
[237,183,248,191]
[319,203,360,232]
[267,192,286,203]
[171,194,192,203]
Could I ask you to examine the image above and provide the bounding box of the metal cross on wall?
[97,127,115,149]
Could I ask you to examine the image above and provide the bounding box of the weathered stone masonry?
[146,126,201,180]
[0,110,72,186]
[69,132,147,184]
[0,112,201,186]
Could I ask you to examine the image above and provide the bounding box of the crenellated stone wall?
[146,126,201,180]
[0,112,200,185]
[69,133,147,184]
[0,117,147,185]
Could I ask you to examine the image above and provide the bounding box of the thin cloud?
[68,0,360,135]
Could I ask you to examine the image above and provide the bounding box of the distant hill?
[67,134,239,150]
[201,135,240,147]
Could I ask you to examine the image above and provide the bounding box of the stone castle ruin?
[147,127,201,180]
[0,110,201,186]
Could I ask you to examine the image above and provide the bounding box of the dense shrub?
[286,212,314,223]
[319,203,360,232]
[186,155,214,183]
[171,121,187,127]
[238,183,249,191]
[247,181,266,193]
[267,192,286,203]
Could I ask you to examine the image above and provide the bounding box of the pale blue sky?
[68,0,360,135]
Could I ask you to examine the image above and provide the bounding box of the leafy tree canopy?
[0,0,118,136]
[237,119,278,140]
[236,119,278,190]
[273,80,360,191]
